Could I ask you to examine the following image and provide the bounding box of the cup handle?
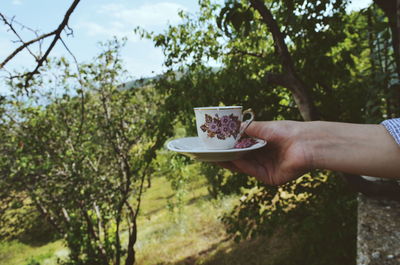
[239,108,255,137]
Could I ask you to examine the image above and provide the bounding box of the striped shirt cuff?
[381,118,400,146]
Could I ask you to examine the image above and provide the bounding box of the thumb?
[244,121,274,140]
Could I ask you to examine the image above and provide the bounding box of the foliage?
[358,7,400,121]
[221,173,357,264]
[144,0,397,122]
[138,0,394,263]
[198,163,253,198]
[1,0,398,264]
[0,39,165,265]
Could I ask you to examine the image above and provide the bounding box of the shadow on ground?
[165,229,292,265]
[162,207,357,265]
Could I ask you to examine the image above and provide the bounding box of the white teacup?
[194,106,255,149]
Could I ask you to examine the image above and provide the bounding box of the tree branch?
[249,0,319,121]
[252,0,400,198]
[0,14,39,61]
[249,1,294,72]
[59,37,86,142]
[81,207,109,265]
[228,47,266,58]
[262,72,289,87]
[0,0,81,89]
[0,21,55,69]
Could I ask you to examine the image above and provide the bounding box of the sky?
[0,0,201,81]
[0,0,372,93]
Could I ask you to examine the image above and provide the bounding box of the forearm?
[305,121,400,178]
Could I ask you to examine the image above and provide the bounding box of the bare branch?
[0,18,55,69]
[22,0,81,87]
[0,14,39,61]
[0,0,81,89]
[59,37,86,141]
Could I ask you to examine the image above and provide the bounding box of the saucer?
[166,137,267,162]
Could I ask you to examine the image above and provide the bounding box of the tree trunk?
[252,0,400,199]
[125,218,137,265]
[249,0,320,121]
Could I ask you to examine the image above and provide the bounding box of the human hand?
[218,121,314,186]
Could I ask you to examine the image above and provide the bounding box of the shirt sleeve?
[381,118,400,146]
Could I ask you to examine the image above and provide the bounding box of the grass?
[180,230,294,265]
[0,175,235,265]
[0,240,67,265]
[134,175,237,264]
[134,175,356,265]
[0,175,356,265]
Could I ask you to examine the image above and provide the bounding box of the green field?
[0,174,356,265]
[0,176,238,265]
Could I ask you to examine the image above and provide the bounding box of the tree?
[0,0,81,90]
[139,0,400,263]
[0,39,164,265]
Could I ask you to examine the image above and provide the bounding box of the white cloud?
[77,2,186,40]
[78,21,129,38]
[71,1,192,78]
[99,2,186,28]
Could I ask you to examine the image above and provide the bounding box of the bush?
[222,172,357,265]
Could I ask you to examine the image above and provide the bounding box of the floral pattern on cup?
[200,113,241,140]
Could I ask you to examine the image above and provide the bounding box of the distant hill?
[119,66,220,90]
[118,75,162,90]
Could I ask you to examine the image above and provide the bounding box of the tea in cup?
[194,106,254,149]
